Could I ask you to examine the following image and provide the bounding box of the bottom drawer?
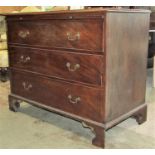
[10,70,104,122]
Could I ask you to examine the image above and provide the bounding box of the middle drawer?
[9,46,104,86]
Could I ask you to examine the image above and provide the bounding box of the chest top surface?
[3,8,150,20]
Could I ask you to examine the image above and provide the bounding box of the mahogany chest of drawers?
[5,9,150,148]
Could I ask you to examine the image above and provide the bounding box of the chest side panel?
[105,12,150,122]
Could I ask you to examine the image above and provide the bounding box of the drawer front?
[7,19,103,53]
[11,70,104,122]
[9,46,104,85]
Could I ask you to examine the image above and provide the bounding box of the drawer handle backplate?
[66,62,80,72]
[67,32,80,41]
[22,82,32,91]
[19,55,31,63]
[18,30,30,38]
[68,94,81,104]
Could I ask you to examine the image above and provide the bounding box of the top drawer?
[7,19,103,53]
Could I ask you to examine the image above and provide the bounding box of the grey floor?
[0,69,155,149]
